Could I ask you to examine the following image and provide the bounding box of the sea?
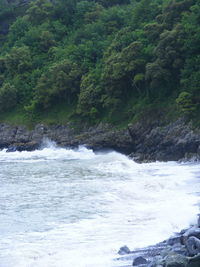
[0,139,199,267]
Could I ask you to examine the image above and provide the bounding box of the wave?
[0,139,96,162]
[0,138,199,267]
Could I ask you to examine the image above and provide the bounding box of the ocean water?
[0,139,199,267]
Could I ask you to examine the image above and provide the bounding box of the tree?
[101,41,146,110]
[33,60,82,109]
[52,0,77,25]
[77,68,102,118]
[26,0,53,25]
[0,83,17,111]
[94,0,130,7]
[4,46,32,75]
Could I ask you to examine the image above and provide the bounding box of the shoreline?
[1,119,200,266]
[1,118,200,162]
[116,215,200,267]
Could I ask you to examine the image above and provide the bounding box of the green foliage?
[32,59,82,109]
[176,91,197,115]
[0,0,200,125]
[4,46,32,75]
[0,82,17,111]
[77,68,102,118]
[26,0,53,25]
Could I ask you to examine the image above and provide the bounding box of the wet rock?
[171,244,187,256]
[164,252,189,267]
[118,246,131,255]
[188,253,200,267]
[15,141,40,151]
[0,124,18,144]
[128,118,200,162]
[167,236,181,246]
[186,237,200,256]
[132,256,147,265]
[0,122,134,153]
[119,216,200,267]
[15,126,31,143]
[6,145,17,152]
[181,227,200,245]
[1,117,200,161]
[148,255,165,267]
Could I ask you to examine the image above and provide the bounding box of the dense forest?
[0,0,200,126]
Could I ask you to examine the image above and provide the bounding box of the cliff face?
[1,119,200,162]
[128,119,200,162]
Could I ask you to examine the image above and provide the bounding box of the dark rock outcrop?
[132,256,147,266]
[128,119,200,162]
[0,122,133,154]
[118,246,132,255]
[0,118,200,162]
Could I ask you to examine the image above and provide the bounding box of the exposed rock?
[132,256,147,265]
[186,237,200,256]
[118,246,131,255]
[117,216,200,267]
[128,119,200,162]
[148,255,165,267]
[0,118,200,162]
[0,122,133,153]
[164,252,188,267]
[181,227,200,245]
[167,236,182,246]
[188,253,200,267]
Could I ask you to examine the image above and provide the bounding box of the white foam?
[0,141,95,162]
[0,142,199,267]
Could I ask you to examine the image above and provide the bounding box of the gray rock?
[128,118,200,162]
[118,246,131,255]
[164,252,189,267]
[167,236,181,246]
[186,237,200,256]
[132,256,147,265]
[0,117,200,162]
[181,227,200,245]
[188,253,200,267]
[0,122,134,154]
[148,256,165,267]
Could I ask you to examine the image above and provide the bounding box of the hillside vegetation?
[0,0,200,126]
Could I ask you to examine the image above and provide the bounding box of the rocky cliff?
[1,119,200,162]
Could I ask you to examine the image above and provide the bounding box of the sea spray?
[0,143,199,267]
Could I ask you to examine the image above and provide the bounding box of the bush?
[176,91,197,115]
[0,83,17,111]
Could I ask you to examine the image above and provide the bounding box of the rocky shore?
[1,119,200,266]
[1,118,200,162]
[116,215,200,267]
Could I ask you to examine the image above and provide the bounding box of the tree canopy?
[0,0,200,125]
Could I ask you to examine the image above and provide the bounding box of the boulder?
[118,245,131,255]
[186,237,200,256]
[167,236,182,246]
[148,255,165,267]
[132,256,147,265]
[164,252,188,267]
[181,227,200,245]
[188,253,200,267]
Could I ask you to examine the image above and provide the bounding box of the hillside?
[0,0,200,127]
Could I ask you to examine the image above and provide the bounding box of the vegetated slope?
[0,0,199,126]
